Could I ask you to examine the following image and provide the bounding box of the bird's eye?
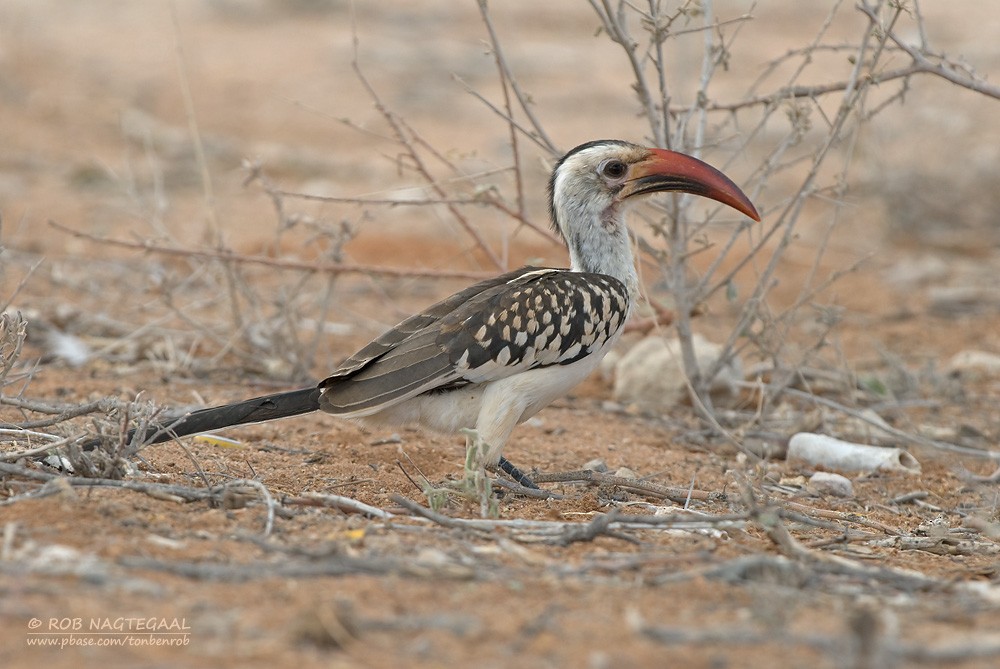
[600,160,627,180]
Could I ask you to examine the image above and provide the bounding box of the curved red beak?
[624,148,761,222]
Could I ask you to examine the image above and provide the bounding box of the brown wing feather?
[318,267,558,415]
[321,268,542,381]
[317,267,629,417]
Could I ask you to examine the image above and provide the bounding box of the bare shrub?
[12,1,1000,460]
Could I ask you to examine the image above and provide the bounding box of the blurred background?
[3,5,1000,667]
[2,1,996,240]
[1,0,998,378]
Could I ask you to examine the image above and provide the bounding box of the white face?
[547,143,646,295]
[550,143,649,239]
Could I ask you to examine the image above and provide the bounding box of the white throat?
[565,216,638,299]
[552,173,639,300]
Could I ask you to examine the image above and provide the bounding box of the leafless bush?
[258,0,992,446]
[573,0,1000,436]
[22,1,1000,456]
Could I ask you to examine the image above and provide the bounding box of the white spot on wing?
[496,346,511,366]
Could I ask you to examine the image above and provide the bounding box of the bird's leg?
[415,428,500,517]
[496,456,539,490]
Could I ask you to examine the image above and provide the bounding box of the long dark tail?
[84,385,539,489]
[89,387,321,449]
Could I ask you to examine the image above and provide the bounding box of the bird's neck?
[562,205,639,302]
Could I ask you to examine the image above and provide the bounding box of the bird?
[97,139,760,488]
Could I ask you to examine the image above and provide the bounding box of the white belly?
[353,331,621,464]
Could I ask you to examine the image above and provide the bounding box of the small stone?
[600,400,624,413]
[414,548,451,567]
[788,432,921,475]
[808,472,854,498]
[928,286,1000,316]
[146,534,186,550]
[582,458,608,473]
[43,454,74,473]
[946,350,1000,380]
[613,466,638,480]
[612,334,742,413]
[44,330,91,367]
[883,254,950,287]
[369,433,402,445]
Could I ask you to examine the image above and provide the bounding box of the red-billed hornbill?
[95,140,760,488]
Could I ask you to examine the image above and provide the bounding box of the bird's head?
[548,139,760,242]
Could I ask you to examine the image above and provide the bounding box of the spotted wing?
[437,271,628,382]
[322,270,525,380]
[318,267,628,416]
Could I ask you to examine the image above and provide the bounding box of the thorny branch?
[50,221,493,281]
[270,175,562,246]
[856,1,1000,101]
[349,15,505,271]
[0,397,118,431]
[476,0,558,154]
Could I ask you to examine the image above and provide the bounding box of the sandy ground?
[2,1,1000,667]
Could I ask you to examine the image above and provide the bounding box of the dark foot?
[497,455,539,489]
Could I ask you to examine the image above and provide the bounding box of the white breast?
[353,328,624,466]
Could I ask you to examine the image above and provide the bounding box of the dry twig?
[50,221,492,281]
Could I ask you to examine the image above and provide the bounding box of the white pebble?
[808,472,854,498]
[788,433,921,475]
